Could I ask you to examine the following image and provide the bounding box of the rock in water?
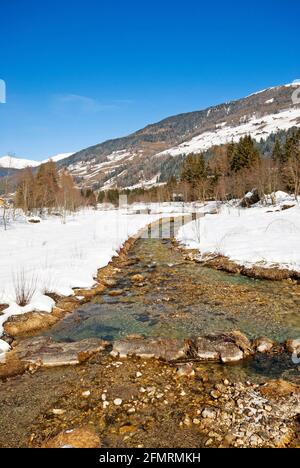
[111,337,189,361]
[285,338,300,354]
[260,379,300,398]
[15,336,108,368]
[194,331,251,363]
[42,427,101,448]
[253,336,274,353]
[131,274,144,283]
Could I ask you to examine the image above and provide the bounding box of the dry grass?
[13,269,37,307]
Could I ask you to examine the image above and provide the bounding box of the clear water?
[46,219,300,381]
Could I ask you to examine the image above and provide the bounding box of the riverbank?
[177,193,300,278]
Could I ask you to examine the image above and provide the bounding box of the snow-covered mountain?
[0,156,40,170]
[2,83,300,188]
[41,152,75,164]
[0,152,74,170]
[58,82,300,190]
[157,106,300,157]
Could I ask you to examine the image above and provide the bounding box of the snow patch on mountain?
[42,152,75,163]
[157,107,300,157]
[0,156,40,169]
[0,152,75,170]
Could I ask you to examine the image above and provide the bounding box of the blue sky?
[0,0,299,160]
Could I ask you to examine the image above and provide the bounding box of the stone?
[3,312,58,337]
[194,337,220,361]
[230,330,252,356]
[15,336,108,368]
[52,408,66,415]
[210,390,221,399]
[202,407,217,419]
[194,332,250,363]
[219,343,244,363]
[239,188,260,208]
[131,274,144,283]
[176,363,195,378]
[260,380,300,398]
[42,427,101,448]
[108,290,123,297]
[114,398,123,406]
[102,278,117,287]
[111,337,190,361]
[253,336,274,353]
[285,338,300,354]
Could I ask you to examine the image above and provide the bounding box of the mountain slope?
[0,156,40,170]
[58,82,300,190]
[0,152,75,171]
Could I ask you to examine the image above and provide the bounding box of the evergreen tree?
[181,153,206,187]
[284,129,300,162]
[229,136,260,172]
[272,138,283,163]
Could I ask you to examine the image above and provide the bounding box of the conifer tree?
[229,136,260,172]
[272,138,283,163]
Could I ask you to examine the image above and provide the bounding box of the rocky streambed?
[0,218,299,448]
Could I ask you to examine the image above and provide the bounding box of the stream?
[0,217,299,447]
[46,218,300,382]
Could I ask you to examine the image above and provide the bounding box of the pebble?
[211,390,221,399]
[136,371,142,378]
[114,398,123,406]
[81,390,91,397]
[202,407,217,419]
[52,409,66,415]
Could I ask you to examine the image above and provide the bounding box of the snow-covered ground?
[157,107,300,157]
[177,192,300,272]
[1,195,299,358]
[0,205,200,358]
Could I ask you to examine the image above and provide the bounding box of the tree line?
[123,128,300,203]
[15,160,95,213]
[12,128,300,210]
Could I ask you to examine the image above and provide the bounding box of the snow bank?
[0,208,170,336]
[177,196,300,272]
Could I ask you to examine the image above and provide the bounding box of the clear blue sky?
[0,0,299,160]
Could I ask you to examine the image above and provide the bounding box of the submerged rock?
[111,337,189,361]
[253,336,274,353]
[108,289,123,297]
[286,338,300,354]
[194,331,252,363]
[131,274,145,283]
[111,331,253,363]
[176,363,195,378]
[15,336,108,368]
[42,427,101,448]
[260,379,300,398]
